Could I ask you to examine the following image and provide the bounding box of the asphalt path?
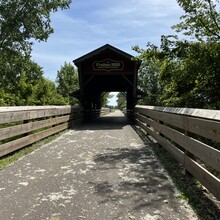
[0,110,197,220]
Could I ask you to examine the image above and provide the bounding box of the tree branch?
[207,0,220,33]
[195,7,220,39]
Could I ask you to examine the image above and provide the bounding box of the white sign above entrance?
[92,59,124,71]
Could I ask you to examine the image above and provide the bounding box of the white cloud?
[31,0,183,80]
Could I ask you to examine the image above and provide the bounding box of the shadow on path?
[88,145,190,218]
[74,114,131,131]
[133,125,220,220]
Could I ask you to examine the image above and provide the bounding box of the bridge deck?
[0,111,197,220]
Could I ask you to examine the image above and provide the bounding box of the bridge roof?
[73,44,135,66]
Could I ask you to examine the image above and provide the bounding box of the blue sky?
[31,0,183,105]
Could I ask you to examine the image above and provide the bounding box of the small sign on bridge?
[92,59,124,72]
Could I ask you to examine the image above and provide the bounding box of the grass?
[0,130,66,170]
[134,125,220,220]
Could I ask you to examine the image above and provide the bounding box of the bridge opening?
[71,44,144,112]
[107,92,118,108]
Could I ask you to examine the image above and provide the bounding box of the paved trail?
[0,110,197,220]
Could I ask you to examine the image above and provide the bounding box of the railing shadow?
[87,145,187,217]
[133,125,220,220]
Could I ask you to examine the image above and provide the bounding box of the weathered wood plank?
[135,108,220,142]
[0,123,68,157]
[185,156,220,200]
[0,107,73,124]
[135,119,184,164]
[136,105,220,121]
[0,115,71,141]
[134,105,220,200]
[143,116,220,172]
[0,105,81,112]
[0,106,59,112]
[134,113,146,123]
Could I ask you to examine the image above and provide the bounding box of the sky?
[31,0,184,106]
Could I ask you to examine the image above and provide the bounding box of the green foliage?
[134,38,220,109]
[117,93,126,110]
[34,77,67,105]
[0,54,66,106]
[173,0,220,41]
[101,92,113,107]
[0,1,71,106]
[133,44,163,106]
[134,1,220,109]
[0,0,71,55]
[159,37,220,108]
[56,62,79,105]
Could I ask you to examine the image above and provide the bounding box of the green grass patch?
[0,130,67,170]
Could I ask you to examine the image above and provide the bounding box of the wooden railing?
[134,105,220,200]
[0,106,83,157]
[0,106,110,158]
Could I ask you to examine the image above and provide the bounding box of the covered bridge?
[71,44,143,110]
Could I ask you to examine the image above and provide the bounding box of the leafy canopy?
[173,0,220,41]
[56,62,79,105]
[0,0,71,55]
[0,0,72,106]
[134,0,220,109]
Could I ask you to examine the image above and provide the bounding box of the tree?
[132,44,163,106]
[134,35,220,109]
[0,0,72,106]
[173,0,220,41]
[117,93,126,110]
[0,56,43,106]
[56,62,79,105]
[101,92,113,107]
[132,0,220,109]
[34,77,67,105]
[171,41,220,108]
[0,56,67,106]
[0,0,71,55]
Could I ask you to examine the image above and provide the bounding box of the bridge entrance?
[72,44,142,110]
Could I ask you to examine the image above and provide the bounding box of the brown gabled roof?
[73,44,135,66]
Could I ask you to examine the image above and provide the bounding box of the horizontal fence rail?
[0,106,82,157]
[133,105,220,200]
[0,106,110,158]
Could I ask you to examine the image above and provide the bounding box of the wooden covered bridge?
[0,45,220,219]
[71,44,143,110]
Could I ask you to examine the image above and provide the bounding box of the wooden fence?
[134,105,220,200]
[0,106,82,157]
[0,106,110,158]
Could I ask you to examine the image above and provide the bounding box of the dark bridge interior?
[72,44,142,110]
